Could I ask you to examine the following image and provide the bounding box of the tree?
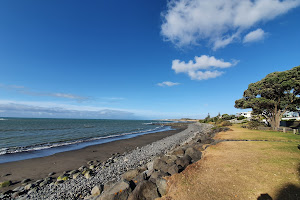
[235,66,300,130]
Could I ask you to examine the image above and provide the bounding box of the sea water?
[0,118,170,163]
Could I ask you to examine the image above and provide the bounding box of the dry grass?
[159,125,300,200]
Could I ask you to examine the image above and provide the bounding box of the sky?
[0,0,299,120]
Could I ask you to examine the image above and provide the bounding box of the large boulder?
[167,164,179,175]
[132,172,147,185]
[122,169,139,181]
[127,181,159,200]
[91,185,103,196]
[153,158,167,171]
[171,148,185,156]
[149,171,168,183]
[164,155,178,164]
[185,147,202,162]
[156,178,168,196]
[175,155,192,168]
[99,181,131,200]
[146,161,154,171]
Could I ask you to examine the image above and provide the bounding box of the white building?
[236,111,252,119]
[282,110,300,121]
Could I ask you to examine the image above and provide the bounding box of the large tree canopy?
[235,66,300,130]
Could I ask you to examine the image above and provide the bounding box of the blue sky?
[0,0,299,119]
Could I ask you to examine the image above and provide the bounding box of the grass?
[159,125,300,200]
[214,124,300,142]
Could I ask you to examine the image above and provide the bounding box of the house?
[282,110,300,121]
[236,111,252,119]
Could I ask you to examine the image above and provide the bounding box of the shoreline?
[0,127,185,194]
[21,123,213,199]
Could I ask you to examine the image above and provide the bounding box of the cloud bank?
[0,102,135,119]
[172,55,237,80]
[161,0,300,50]
[157,81,180,87]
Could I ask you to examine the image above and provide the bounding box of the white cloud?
[157,81,180,87]
[0,101,135,119]
[243,28,266,43]
[161,0,300,50]
[172,55,237,80]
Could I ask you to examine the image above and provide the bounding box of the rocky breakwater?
[1,122,214,200]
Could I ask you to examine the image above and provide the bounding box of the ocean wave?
[0,126,170,155]
[0,118,7,120]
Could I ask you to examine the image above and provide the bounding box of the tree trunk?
[269,107,282,131]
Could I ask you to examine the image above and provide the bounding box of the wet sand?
[0,128,185,193]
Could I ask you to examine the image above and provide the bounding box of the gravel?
[24,122,213,200]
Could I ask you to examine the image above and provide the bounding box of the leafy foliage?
[235,66,300,130]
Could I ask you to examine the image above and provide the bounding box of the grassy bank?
[160,125,300,200]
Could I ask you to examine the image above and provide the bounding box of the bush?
[237,116,246,120]
[245,120,267,129]
[220,121,232,126]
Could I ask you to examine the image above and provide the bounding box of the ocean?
[0,118,171,163]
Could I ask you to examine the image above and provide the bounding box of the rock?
[146,161,154,171]
[172,148,185,156]
[0,180,12,187]
[138,166,147,173]
[99,181,131,200]
[103,181,115,192]
[175,155,192,168]
[24,183,35,190]
[122,169,139,181]
[149,171,168,183]
[185,147,202,162]
[57,176,69,181]
[79,166,87,171]
[167,164,179,175]
[91,185,103,196]
[21,178,31,184]
[82,169,91,175]
[13,186,24,192]
[44,177,53,182]
[35,179,43,185]
[48,172,55,176]
[128,181,159,200]
[12,191,22,198]
[39,180,49,187]
[28,187,38,194]
[87,160,94,165]
[63,170,71,174]
[89,165,95,170]
[84,171,92,179]
[55,180,64,185]
[153,158,167,171]
[69,170,79,175]
[164,155,178,164]
[132,172,147,185]
[156,178,167,196]
[145,169,154,178]
[73,172,81,179]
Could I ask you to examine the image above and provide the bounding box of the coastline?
[0,127,185,194]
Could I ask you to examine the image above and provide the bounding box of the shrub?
[220,121,232,126]
[237,116,246,120]
[246,120,267,129]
